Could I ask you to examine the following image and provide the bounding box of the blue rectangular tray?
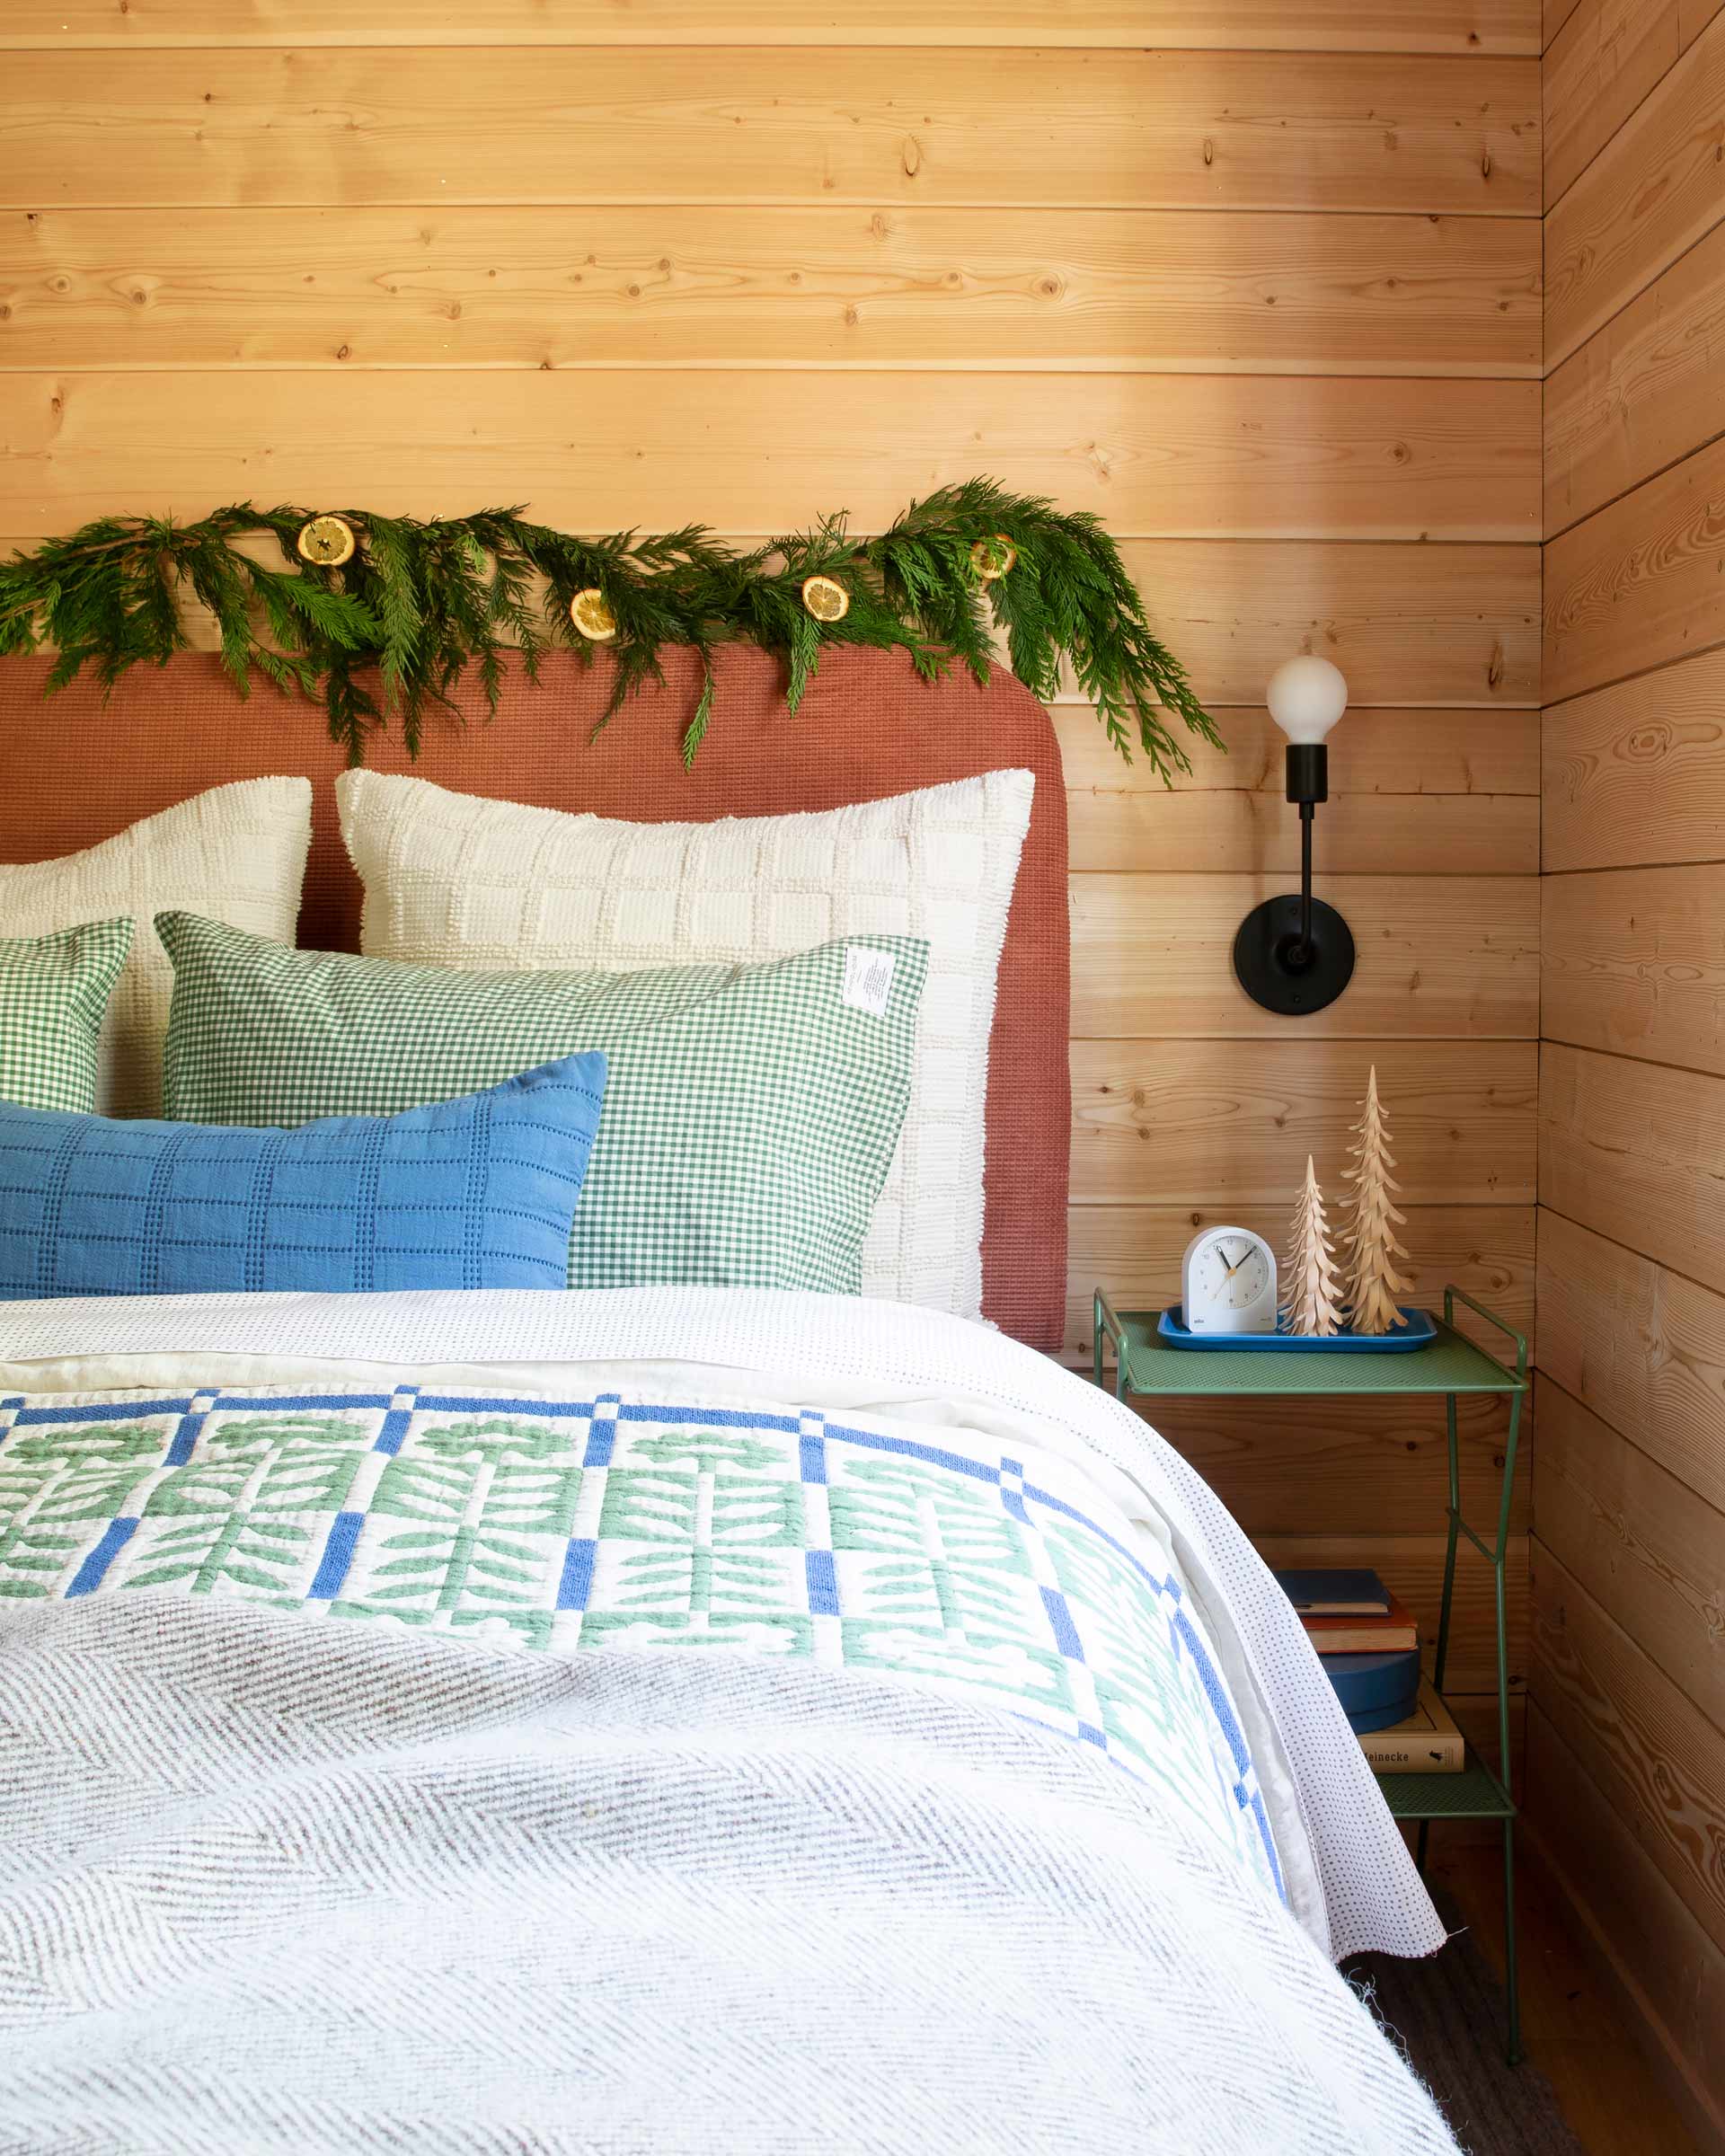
[1157,1305,1437,1352]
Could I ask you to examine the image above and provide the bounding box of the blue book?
[1274,1568,1390,1617]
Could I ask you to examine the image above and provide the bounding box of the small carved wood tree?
[1340,1065,1412,1334]
[1281,1154,1345,1337]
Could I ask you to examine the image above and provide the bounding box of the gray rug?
[1347,1895,1586,2156]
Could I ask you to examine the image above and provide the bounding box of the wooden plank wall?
[1536,0,1725,2141]
[0,6,1543,1745]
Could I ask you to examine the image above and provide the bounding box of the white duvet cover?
[0,1287,1454,2155]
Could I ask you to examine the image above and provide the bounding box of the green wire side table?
[1092,1284,1528,2064]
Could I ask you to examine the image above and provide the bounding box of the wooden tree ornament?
[1280,1155,1346,1338]
[1340,1065,1412,1334]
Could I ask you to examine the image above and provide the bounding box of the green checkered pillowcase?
[158,913,927,1295]
[0,919,134,1114]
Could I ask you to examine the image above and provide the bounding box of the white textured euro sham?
[337,767,1034,1321]
[0,779,312,1117]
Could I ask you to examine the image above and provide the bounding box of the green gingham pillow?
[158,913,928,1295]
[0,919,134,1114]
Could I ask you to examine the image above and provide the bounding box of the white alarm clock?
[1181,1225,1278,1335]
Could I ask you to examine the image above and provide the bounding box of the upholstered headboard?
[0,644,1070,1349]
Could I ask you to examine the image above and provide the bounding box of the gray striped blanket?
[0,1593,1456,2154]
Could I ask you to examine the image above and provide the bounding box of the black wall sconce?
[1232,656,1356,1017]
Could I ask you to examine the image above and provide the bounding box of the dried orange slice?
[296,513,357,567]
[569,588,618,641]
[801,573,851,623]
[969,534,1017,582]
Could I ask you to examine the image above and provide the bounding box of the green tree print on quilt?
[581,1427,812,1653]
[826,1455,1074,1717]
[830,1455,1034,1626]
[0,1409,377,1604]
[0,1416,182,1597]
[1039,1517,1196,1752]
[131,1416,368,1598]
[0,1383,1285,1904]
[351,1419,587,1647]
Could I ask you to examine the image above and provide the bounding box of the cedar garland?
[0,480,1222,775]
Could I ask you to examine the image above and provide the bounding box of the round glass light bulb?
[1266,656,1348,745]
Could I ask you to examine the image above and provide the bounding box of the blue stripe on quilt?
[417,1394,598,1418]
[583,1394,621,1469]
[1171,1604,1285,1899]
[372,1388,420,1456]
[1039,1585,1085,1663]
[804,1549,839,1617]
[620,1403,800,1432]
[66,1518,139,1596]
[557,1539,597,1612]
[824,1421,1003,1486]
[166,1393,220,1467]
[308,1513,366,1601]
[13,1397,194,1425]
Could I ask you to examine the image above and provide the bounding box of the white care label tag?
[841,944,897,1017]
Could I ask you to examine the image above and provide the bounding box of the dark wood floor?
[1430,1842,1702,2154]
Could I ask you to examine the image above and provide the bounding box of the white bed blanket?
[0,1285,1443,1966]
[0,1592,1458,2156]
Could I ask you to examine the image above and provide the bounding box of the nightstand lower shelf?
[1379,1745,1514,1823]
[1093,1281,1528,2065]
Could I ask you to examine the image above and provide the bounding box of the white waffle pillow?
[0,779,313,1116]
[337,767,1034,1320]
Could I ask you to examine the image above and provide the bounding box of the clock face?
[1190,1233,1272,1315]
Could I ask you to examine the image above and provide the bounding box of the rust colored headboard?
[0,644,1070,1349]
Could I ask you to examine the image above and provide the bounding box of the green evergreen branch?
[0,487,1222,773]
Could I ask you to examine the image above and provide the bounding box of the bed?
[0,649,1457,2155]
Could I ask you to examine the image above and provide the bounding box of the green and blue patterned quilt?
[0,1378,1282,1903]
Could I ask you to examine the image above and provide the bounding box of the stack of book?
[1273,1568,1464,1772]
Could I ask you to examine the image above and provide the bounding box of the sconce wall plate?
[1232,894,1356,1017]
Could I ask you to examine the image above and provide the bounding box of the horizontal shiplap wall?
[0,4,1543,49]
[0,49,1543,213]
[0,4,1544,1735]
[0,208,1544,376]
[1536,4,1725,2140]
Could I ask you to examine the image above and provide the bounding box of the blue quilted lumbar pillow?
[0,1053,606,1300]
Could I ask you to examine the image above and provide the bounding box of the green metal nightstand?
[1092,1284,1528,2064]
